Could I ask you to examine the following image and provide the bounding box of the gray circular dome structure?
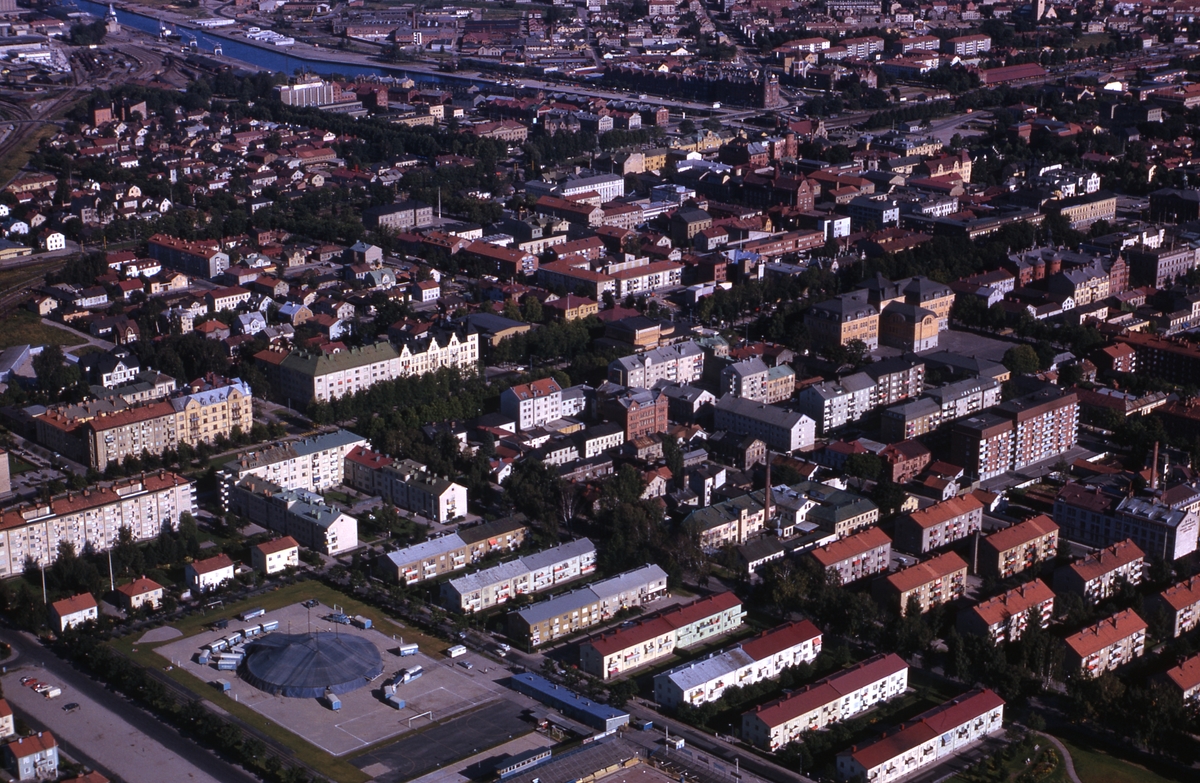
[240,632,384,698]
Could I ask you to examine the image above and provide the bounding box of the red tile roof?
[810,526,892,567]
[747,653,906,728]
[1064,609,1147,658]
[255,536,300,556]
[115,576,164,598]
[982,514,1058,553]
[1159,576,1200,611]
[845,689,1003,771]
[6,731,57,758]
[51,592,96,617]
[583,592,742,656]
[904,494,982,529]
[1165,653,1200,693]
[967,579,1054,629]
[885,551,968,593]
[190,553,235,575]
[740,619,822,661]
[1067,539,1144,583]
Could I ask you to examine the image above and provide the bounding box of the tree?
[1002,344,1040,375]
[678,118,696,135]
[33,344,80,398]
[844,453,881,489]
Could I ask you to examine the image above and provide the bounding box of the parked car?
[62,703,80,713]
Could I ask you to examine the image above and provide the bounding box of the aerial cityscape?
[0,0,1198,782]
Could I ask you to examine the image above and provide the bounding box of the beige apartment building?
[1064,608,1147,677]
[1150,576,1200,638]
[376,516,528,584]
[894,494,983,554]
[809,526,892,585]
[957,579,1055,644]
[1054,539,1144,605]
[875,551,968,616]
[978,514,1060,580]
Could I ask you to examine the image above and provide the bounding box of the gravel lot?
[1,669,225,783]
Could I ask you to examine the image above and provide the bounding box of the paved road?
[3,631,258,783]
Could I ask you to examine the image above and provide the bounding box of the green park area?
[0,310,84,351]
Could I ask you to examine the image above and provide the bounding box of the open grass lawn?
[0,125,56,186]
[109,581,451,783]
[0,310,85,350]
[947,733,1068,783]
[69,344,105,357]
[8,454,37,475]
[1057,736,1190,783]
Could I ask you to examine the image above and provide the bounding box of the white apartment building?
[501,378,563,431]
[608,341,705,388]
[742,653,908,751]
[720,357,770,402]
[186,553,235,593]
[654,620,822,709]
[220,429,368,509]
[714,395,816,453]
[50,593,98,632]
[274,329,479,405]
[797,372,876,433]
[1152,576,1200,638]
[441,538,596,613]
[344,447,467,523]
[0,472,196,577]
[836,690,1005,783]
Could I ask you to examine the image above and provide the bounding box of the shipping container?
[324,690,341,711]
[386,696,406,710]
[214,680,231,693]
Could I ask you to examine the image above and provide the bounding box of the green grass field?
[8,454,37,475]
[0,310,85,350]
[1057,737,1188,783]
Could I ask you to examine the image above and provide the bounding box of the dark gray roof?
[241,632,383,698]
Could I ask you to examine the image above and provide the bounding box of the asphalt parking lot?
[1,669,225,783]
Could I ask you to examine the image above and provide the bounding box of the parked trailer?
[353,615,372,629]
[198,651,211,666]
[446,645,467,658]
[213,680,231,693]
[397,666,423,684]
[240,608,266,621]
[243,624,262,638]
[209,639,229,653]
[398,643,419,657]
[217,660,238,671]
[224,632,244,645]
[38,686,61,699]
[324,690,341,711]
[261,620,279,633]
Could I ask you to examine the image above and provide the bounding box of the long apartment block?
[0,472,195,576]
[579,592,745,680]
[742,653,908,751]
[344,446,467,523]
[440,538,597,613]
[508,564,669,648]
[653,620,823,709]
[375,517,528,584]
[835,689,1005,783]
